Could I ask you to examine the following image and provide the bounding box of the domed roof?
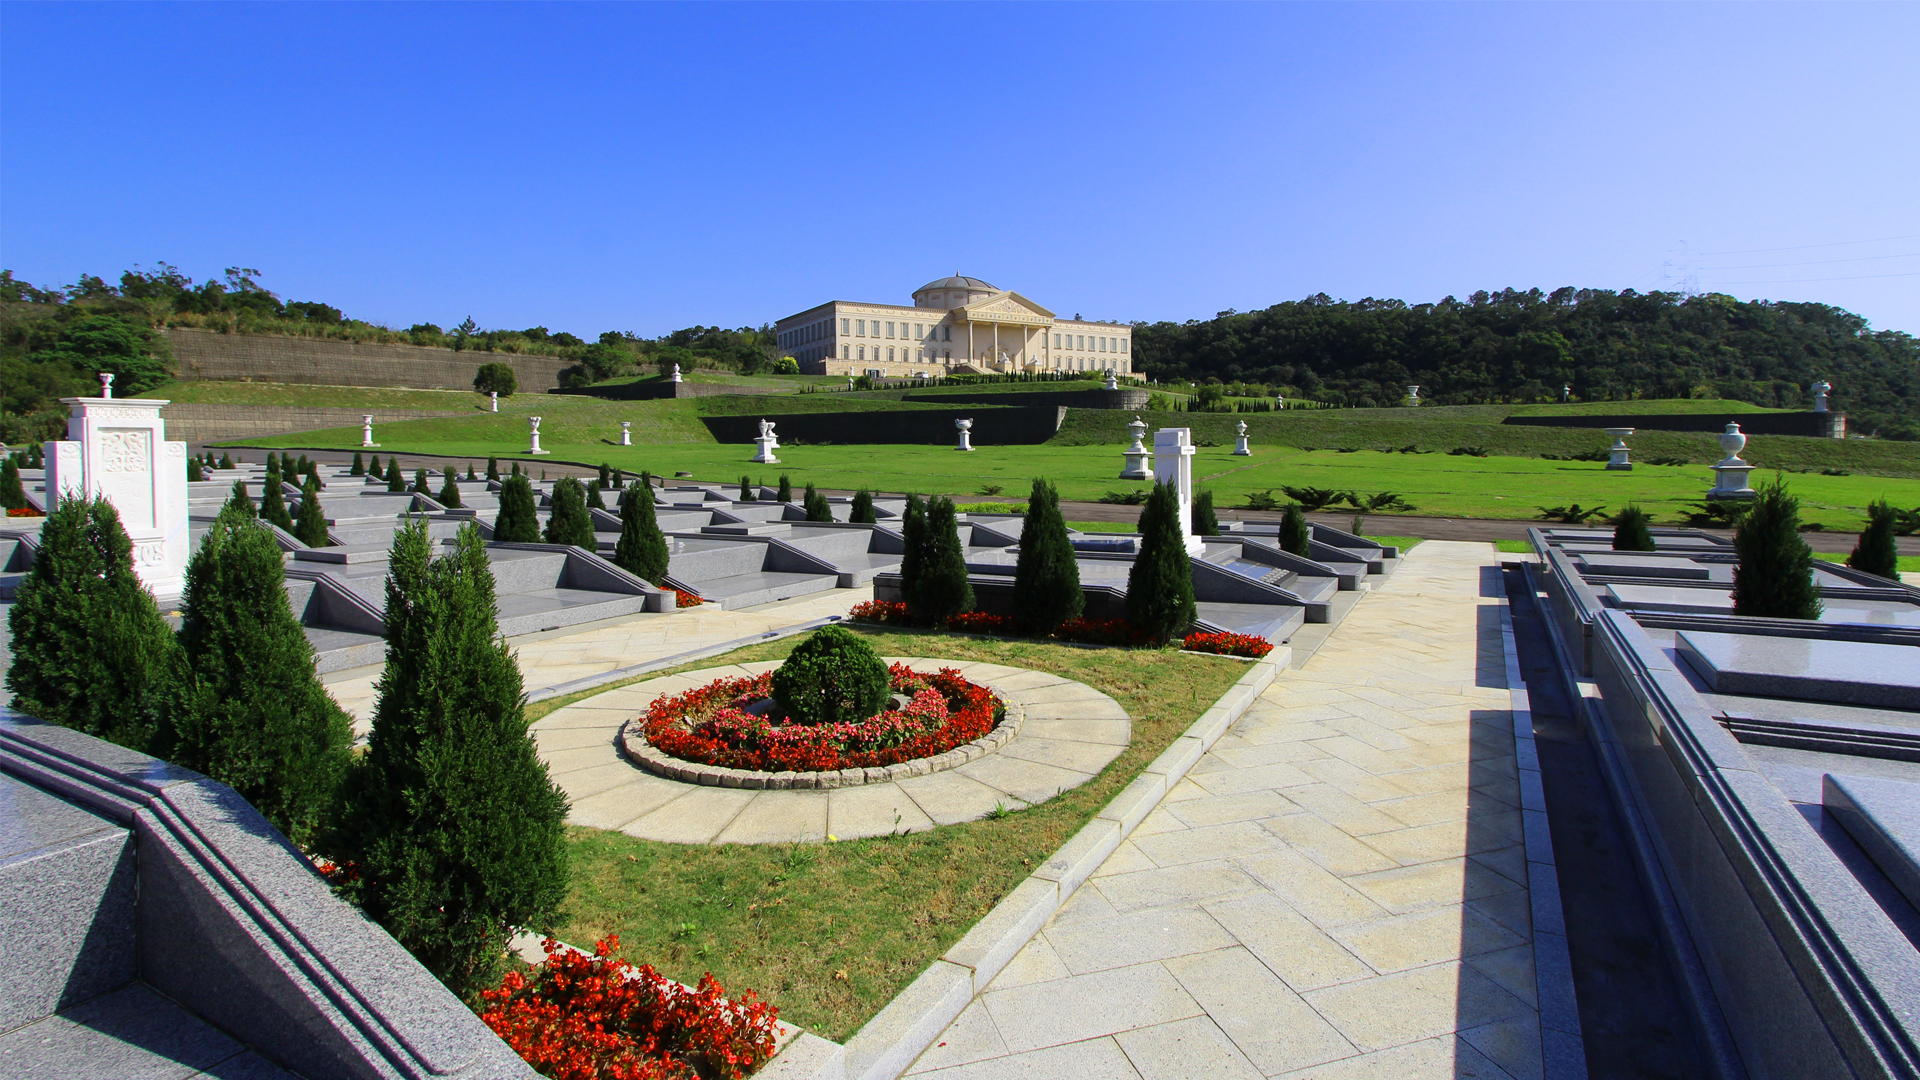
[916,275,996,294]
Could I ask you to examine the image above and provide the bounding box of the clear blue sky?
[4,2,1917,339]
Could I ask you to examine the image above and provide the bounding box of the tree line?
[1130,287,1918,440]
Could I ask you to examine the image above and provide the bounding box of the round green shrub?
[771,625,892,726]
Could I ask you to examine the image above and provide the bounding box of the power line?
[1701,252,1919,271]
[1699,270,1920,285]
[1697,232,1920,256]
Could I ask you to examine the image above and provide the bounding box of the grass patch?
[1813,551,1920,573]
[1495,539,1535,554]
[548,627,1247,1042]
[1362,535,1424,553]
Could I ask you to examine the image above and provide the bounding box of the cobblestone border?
[614,678,1024,791]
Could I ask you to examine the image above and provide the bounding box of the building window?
[886,322,894,338]
[915,324,923,339]
[840,318,849,334]
[1121,339,1129,353]
[858,345,865,361]
[842,345,850,359]
[943,326,951,341]
[856,319,865,336]
[943,349,952,360]
[888,347,895,362]
[1077,335,1085,350]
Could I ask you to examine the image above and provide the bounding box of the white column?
[46,397,190,597]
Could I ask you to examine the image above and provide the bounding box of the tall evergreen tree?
[913,496,974,625]
[1192,489,1220,536]
[597,463,611,490]
[171,507,353,845]
[1612,505,1656,551]
[510,460,523,477]
[439,472,464,509]
[226,479,256,518]
[899,493,927,613]
[187,457,205,482]
[1279,503,1311,556]
[0,458,29,510]
[486,456,500,482]
[304,461,323,490]
[349,451,365,476]
[367,454,384,481]
[543,477,596,548]
[494,474,540,542]
[322,523,569,995]
[1732,479,1822,620]
[584,482,606,511]
[5,496,179,753]
[261,468,295,532]
[294,477,331,546]
[218,452,234,470]
[777,474,792,503]
[613,481,670,586]
[387,464,407,493]
[803,483,833,522]
[1013,478,1083,636]
[466,463,477,481]
[1846,499,1900,581]
[411,469,431,495]
[740,474,756,502]
[1127,481,1197,644]
[849,488,876,524]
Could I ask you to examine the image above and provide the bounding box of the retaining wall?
[1503,411,1845,438]
[160,328,574,392]
[552,379,790,401]
[699,406,1067,446]
[901,387,1152,411]
[165,403,468,444]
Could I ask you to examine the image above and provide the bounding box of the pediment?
[959,291,1055,323]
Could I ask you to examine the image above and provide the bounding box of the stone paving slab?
[906,542,1555,1080]
[534,659,1131,843]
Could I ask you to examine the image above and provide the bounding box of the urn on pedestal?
[1708,422,1756,499]
[1604,428,1634,470]
[1120,416,1153,479]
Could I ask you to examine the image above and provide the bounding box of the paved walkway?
[905,541,1546,1080]
[536,659,1128,843]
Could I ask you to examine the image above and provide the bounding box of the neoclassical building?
[775,276,1133,379]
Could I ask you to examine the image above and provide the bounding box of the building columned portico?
[775,276,1133,380]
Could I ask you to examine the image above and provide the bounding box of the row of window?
[782,316,1129,355]
[1053,333,1127,354]
[835,343,1127,371]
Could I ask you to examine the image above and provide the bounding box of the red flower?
[1182,631,1273,658]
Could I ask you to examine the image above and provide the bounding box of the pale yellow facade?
[775,276,1133,380]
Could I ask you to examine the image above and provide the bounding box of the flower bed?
[5,507,43,518]
[637,663,1002,774]
[673,589,704,609]
[849,600,1265,655]
[479,934,778,1080]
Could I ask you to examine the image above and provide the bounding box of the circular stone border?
[616,680,1025,790]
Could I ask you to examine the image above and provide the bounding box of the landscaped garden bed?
[848,599,1275,657]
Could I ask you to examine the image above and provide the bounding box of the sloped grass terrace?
[529,627,1247,1042]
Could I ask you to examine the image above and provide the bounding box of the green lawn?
[1812,551,1920,573]
[535,628,1248,1042]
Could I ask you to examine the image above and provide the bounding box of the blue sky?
[4,2,1917,339]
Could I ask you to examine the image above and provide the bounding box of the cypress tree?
[294,477,331,546]
[171,507,352,846]
[585,482,606,511]
[1126,481,1197,644]
[367,454,384,481]
[803,483,832,522]
[304,461,322,490]
[226,479,256,518]
[1846,499,1899,581]
[350,451,365,476]
[411,469,431,495]
[187,457,205,482]
[261,469,295,532]
[913,496,975,625]
[0,458,29,510]
[543,477,596,548]
[849,488,876,524]
[740,474,755,502]
[899,493,927,612]
[1013,478,1084,636]
[493,474,540,542]
[322,522,569,995]
[28,443,42,468]
[1192,489,1220,536]
[466,463,477,481]
[1279,503,1311,556]
[439,472,464,509]
[511,460,523,477]
[297,455,312,477]
[387,465,407,493]
[218,451,233,470]
[486,456,500,482]
[613,481,671,586]
[777,474,792,503]
[1732,479,1822,620]
[597,463,611,490]
[1612,505,1656,552]
[5,496,180,754]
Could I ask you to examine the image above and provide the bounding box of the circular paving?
[530,657,1131,843]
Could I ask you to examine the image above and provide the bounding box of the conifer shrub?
[5,496,179,754]
[1126,481,1197,644]
[543,477,596,548]
[486,456,500,482]
[294,478,331,546]
[411,469,431,495]
[913,497,975,625]
[1732,479,1822,619]
[899,493,927,613]
[850,488,876,524]
[770,625,891,725]
[218,452,233,470]
[0,458,29,510]
[1612,505,1656,551]
[226,480,256,518]
[323,523,569,995]
[777,474,792,503]
[739,474,755,501]
[613,481,670,586]
[584,482,605,511]
[368,454,384,481]
[803,483,832,522]
[438,472,464,508]
[494,474,540,542]
[597,463,612,490]
[1279,503,1310,556]
[387,465,407,493]
[1192,489,1220,536]
[171,507,352,845]
[1013,478,1083,636]
[261,469,295,532]
[1847,499,1899,580]
[187,457,204,482]
[466,463,477,481]
[349,451,365,476]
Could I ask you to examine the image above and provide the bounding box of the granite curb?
[760,644,1293,1080]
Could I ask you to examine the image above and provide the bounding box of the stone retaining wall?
[903,387,1151,411]
[1504,410,1845,438]
[160,327,573,392]
[164,403,469,444]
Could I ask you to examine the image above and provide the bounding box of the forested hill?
[1131,288,1918,440]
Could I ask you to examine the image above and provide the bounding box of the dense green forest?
[1132,288,1918,440]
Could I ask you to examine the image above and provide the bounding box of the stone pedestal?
[1233,420,1251,456]
[620,421,632,446]
[1604,427,1634,470]
[751,420,780,464]
[1812,380,1831,412]
[1120,416,1153,479]
[490,391,499,413]
[528,416,551,455]
[361,415,379,448]
[671,364,683,383]
[955,418,974,452]
[1104,370,1119,390]
[1406,385,1421,407]
[1153,427,1204,556]
[45,397,190,598]
[1708,422,1755,499]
